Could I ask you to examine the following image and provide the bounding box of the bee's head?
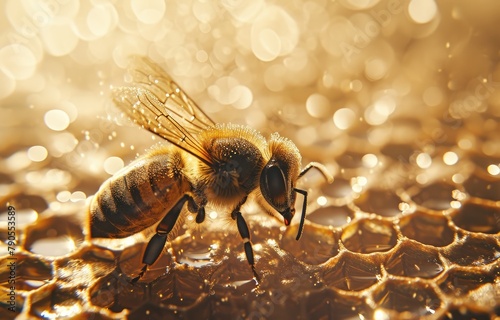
[260,133,301,226]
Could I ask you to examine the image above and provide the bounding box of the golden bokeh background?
[0,0,499,319]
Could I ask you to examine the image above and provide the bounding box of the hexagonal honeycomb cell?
[371,279,442,317]
[451,202,500,234]
[385,241,445,279]
[1,1,500,319]
[321,252,382,291]
[341,219,398,253]
[399,211,456,247]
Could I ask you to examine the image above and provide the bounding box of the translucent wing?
[127,56,215,132]
[112,57,215,165]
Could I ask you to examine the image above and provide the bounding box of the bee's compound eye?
[266,165,286,198]
[261,163,287,209]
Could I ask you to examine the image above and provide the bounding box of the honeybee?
[89,57,333,282]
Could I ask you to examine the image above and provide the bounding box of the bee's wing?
[127,56,215,132]
[112,57,216,165]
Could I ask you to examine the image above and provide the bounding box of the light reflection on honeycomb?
[1,0,500,319]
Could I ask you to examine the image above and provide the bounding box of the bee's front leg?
[132,194,193,283]
[188,190,207,224]
[231,197,260,283]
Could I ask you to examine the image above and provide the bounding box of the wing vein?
[112,57,217,166]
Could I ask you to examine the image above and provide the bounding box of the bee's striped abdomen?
[89,148,190,238]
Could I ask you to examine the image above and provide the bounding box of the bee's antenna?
[294,162,332,240]
[298,162,333,183]
[294,188,308,240]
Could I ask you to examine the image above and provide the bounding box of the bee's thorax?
[200,136,265,204]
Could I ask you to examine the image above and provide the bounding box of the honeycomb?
[0,0,499,319]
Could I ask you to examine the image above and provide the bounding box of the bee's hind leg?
[232,197,260,283]
[132,194,193,283]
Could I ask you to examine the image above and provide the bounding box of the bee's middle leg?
[132,193,193,283]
